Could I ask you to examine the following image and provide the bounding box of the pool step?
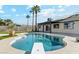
[31,43,45,54]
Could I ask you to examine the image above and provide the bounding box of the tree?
[34,5,40,31]
[26,15,30,31]
[0,18,15,36]
[4,19,13,26]
[8,23,16,36]
[30,5,40,31]
[0,18,5,26]
[30,8,35,31]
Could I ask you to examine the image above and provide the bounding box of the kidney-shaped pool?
[11,33,65,53]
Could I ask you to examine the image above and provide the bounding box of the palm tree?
[34,5,40,31]
[30,5,40,31]
[26,15,30,31]
[30,8,35,31]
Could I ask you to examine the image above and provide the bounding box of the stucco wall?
[0,26,8,32]
[38,25,43,31]
[51,23,63,33]
[51,21,79,34]
[44,24,50,32]
[0,26,29,32]
[38,21,79,34]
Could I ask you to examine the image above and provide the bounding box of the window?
[53,24,59,29]
[64,22,74,29]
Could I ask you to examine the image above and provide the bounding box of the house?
[38,14,79,34]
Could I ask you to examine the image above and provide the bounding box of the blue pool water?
[11,33,64,52]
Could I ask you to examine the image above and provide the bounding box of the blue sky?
[0,5,79,25]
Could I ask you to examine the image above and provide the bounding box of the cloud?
[58,5,63,8]
[0,5,3,10]
[0,10,5,13]
[0,5,5,14]
[65,5,71,7]
[40,8,55,17]
[58,8,65,12]
[38,8,66,21]
[26,5,41,10]
[57,5,66,12]
[2,14,11,17]
[58,5,71,9]
[26,5,34,10]
[16,14,19,16]
[12,8,16,12]
[37,8,56,22]
[23,14,27,16]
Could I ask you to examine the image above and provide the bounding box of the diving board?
[31,43,45,54]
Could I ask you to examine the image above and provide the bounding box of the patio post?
[43,24,44,32]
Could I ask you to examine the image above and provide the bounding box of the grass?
[0,31,18,40]
[0,35,10,40]
[0,31,24,34]
[0,35,17,40]
[0,31,26,40]
[0,32,8,34]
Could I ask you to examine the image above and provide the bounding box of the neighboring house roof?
[38,14,79,25]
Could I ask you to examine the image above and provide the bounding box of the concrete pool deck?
[0,33,26,54]
[46,36,79,54]
[33,32,79,54]
[0,32,79,54]
[0,34,8,36]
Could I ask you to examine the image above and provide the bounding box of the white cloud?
[58,5,63,8]
[40,8,55,17]
[0,5,3,10]
[38,8,66,21]
[26,5,41,10]
[16,14,19,16]
[58,8,65,12]
[0,5,5,14]
[26,5,34,10]
[12,8,16,12]
[2,14,11,17]
[57,5,68,12]
[65,5,71,7]
[0,10,5,13]
[37,8,56,21]
[24,14,27,16]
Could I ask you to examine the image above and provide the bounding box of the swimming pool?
[11,33,65,53]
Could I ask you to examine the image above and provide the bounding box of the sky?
[0,5,79,25]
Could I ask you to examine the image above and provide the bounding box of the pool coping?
[12,32,78,54]
[31,32,79,54]
[0,32,79,54]
[0,33,26,54]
